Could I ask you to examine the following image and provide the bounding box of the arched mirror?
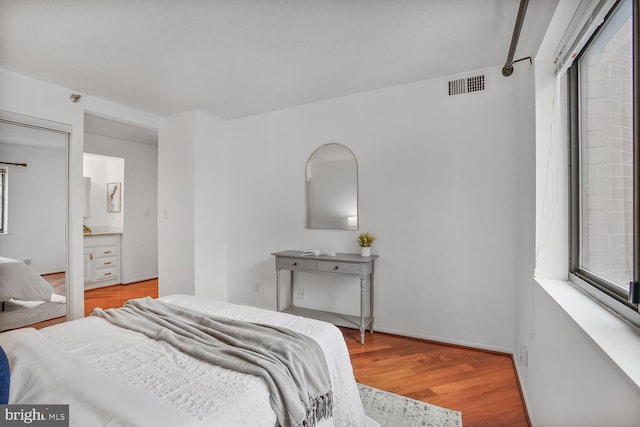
[306,143,358,230]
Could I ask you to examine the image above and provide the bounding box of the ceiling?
[85,114,158,144]
[0,0,558,120]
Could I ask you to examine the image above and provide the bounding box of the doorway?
[83,113,158,313]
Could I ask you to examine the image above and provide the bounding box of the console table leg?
[370,272,375,334]
[360,278,365,345]
[276,269,281,311]
[290,271,295,309]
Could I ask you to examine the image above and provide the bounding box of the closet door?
[0,117,69,331]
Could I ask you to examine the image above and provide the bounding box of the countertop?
[83,226,123,236]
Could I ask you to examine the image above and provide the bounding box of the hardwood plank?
[28,316,66,330]
[84,279,158,316]
[341,327,530,427]
[28,279,158,329]
[42,272,66,296]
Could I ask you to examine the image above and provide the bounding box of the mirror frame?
[305,142,359,230]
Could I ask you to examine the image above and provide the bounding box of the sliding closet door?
[0,119,69,331]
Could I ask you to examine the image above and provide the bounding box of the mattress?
[0,294,376,426]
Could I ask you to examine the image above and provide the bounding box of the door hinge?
[629,281,640,304]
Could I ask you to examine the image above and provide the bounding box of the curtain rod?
[0,161,27,167]
[502,0,530,77]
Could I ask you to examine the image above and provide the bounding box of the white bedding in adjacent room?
[1,294,375,426]
[0,256,53,302]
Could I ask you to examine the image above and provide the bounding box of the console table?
[271,250,378,344]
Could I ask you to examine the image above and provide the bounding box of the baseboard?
[372,326,514,355]
[121,276,158,285]
[513,358,536,427]
[84,279,119,290]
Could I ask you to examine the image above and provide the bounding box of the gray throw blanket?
[92,297,333,427]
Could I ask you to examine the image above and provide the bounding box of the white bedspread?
[0,328,189,426]
[1,295,375,427]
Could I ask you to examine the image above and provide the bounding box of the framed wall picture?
[107,182,121,212]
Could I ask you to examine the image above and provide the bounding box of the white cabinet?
[84,234,121,289]
[83,247,95,283]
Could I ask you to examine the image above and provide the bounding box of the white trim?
[513,360,537,426]
[570,273,640,327]
[230,301,514,353]
[0,109,72,134]
[371,327,513,355]
[553,0,617,76]
[535,277,640,390]
[0,168,7,234]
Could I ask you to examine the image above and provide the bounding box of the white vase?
[360,247,371,257]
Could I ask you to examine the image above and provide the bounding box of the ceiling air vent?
[448,74,486,96]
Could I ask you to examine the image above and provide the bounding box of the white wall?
[84,133,158,284]
[0,136,66,274]
[193,112,227,301]
[524,282,640,426]
[224,68,529,351]
[157,111,195,296]
[83,153,125,228]
[513,1,640,425]
[158,110,227,299]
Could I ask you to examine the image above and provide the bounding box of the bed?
[0,256,53,305]
[0,294,377,426]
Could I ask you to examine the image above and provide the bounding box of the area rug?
[0,300,66,332]
[359,383,463,427]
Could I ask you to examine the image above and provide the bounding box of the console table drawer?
[276,257,317,272]
[317,261,360,275]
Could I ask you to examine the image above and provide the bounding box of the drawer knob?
[334,266,339,270]
[293,262,297,266]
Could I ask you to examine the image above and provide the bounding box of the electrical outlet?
[519,345,528,367]
[298,288,304,300]
[254,282,260,293]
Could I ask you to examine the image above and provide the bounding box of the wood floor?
[341,328,529,427]
[43,272,66,296]
[29,279,529,426]
[28,278,158,329]
[83,279,158,316]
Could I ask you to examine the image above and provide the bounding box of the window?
[0,168,6,234]
[569,0,639,322]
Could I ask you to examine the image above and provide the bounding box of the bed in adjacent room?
[0,294,376,426]
[0,256,66,332]
[0,256,54,304]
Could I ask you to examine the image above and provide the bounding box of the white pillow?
[0,257,53,302]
